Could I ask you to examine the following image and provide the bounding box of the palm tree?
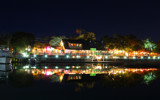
[143,38,156,52]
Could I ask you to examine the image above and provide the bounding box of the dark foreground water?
[0,63,160,100]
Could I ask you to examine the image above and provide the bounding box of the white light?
[133,56,136,59]
[51,47,54,50]
[23,66,29,69]
[124,56,127,59]
[86,56,90,59]
[141,56,144,59]
[66,55,70,58]
[45,55,48,58]
[55,66,59,69]
[31,66,36,69]
[66,66,70,69]
[22,53,29,58]
[76,55,80,58]
[96,56,102,59]
[113,56,119,59]
[76,66,79,69]
[34,54,36,57]
[148,56,151,59]
[55,55,59,58]
[158,57,160,59]
[45,66,48,69]
[105,56,108,59]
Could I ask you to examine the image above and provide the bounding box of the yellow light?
[96,56,102,59]
[60,41,64,46]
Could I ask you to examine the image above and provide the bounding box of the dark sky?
[0,0,160,41]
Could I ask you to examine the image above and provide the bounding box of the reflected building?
[16,64,158,83]
[0,64,12,85]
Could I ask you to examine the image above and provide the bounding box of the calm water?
[0,63,160,100]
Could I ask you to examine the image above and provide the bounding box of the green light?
[141,56,144,59]
[153,57,156,59]
[133,56,136,59]
[158,57,160,59]
[90,73,96,76]
[45,55,48,58]
[148,56,151,59]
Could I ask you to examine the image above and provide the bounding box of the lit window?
[79,44,82,47]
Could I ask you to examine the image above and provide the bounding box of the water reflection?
[3,63,160,88]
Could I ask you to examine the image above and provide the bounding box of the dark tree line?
[101,34,160,53]
[0,32,35,53]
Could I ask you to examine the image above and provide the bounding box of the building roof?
[62,39,107,50]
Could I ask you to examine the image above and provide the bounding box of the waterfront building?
[61,39,109,56]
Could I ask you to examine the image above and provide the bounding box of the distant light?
[66,66,70,69]
[76,55,80,58]
[76,66,79,69]
[22,52,29,58]
[113,56,119,59]
[153,57,156,59]
[86,56,90,59]
[124,56,127,59]
[31,66,36,69]
[45,66,48,69]
[60,42,64,46]
[148,56,151,59]
[158,57,160,59]
[23,65,29,69]
[66,55,70,58]
[34,54,37,58]
[133,56,136,59]
[105,56,108,59]
[55,55,59,58]
[96,56,102,59]
[105,66,108,68]
[55,66,59,69]
[141,56,144,59]
[51,47,54,50]
[45,55,48,58]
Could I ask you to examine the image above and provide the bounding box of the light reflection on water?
[0,63,160,88]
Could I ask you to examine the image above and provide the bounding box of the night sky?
[1,0,160,41]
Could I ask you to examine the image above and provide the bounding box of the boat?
[0,64,12,81]
[0,50,12,64]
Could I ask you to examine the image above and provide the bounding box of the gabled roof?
[62,39,107,50]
